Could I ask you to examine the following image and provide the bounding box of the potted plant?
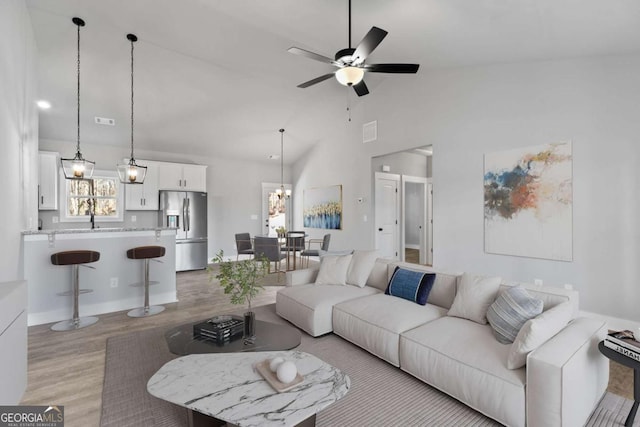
[210,250,269,344]
[275,226,287,238]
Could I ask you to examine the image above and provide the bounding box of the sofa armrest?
[526,317,608,427]
[285,268,319,287]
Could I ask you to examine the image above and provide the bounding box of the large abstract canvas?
[484,142,572,261]
[303,185,342,230]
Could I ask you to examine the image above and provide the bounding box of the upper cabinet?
[157,162,207,192]
[38,151,58,210]
[125,160,160,211]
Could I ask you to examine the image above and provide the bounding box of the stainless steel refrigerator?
[159,191,208,271]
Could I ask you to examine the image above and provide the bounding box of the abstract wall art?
[484,142,572,261]
[303,185,342,230]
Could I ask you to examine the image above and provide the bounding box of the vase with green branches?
[210,250,269,344]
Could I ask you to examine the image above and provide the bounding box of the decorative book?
[603,340,640,362]
[193,316,244,344]
[606,330,640,354]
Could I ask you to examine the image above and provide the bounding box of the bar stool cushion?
[127,246,166,260]
[51,250,100,266]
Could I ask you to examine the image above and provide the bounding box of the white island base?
[22,228,177,326]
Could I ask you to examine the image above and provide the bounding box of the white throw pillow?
[346,250,378,288]
[447,273,502,324]
[315,254,353,285]
[507,301,572,369]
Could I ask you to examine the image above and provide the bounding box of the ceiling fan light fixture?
[335,66,364,86]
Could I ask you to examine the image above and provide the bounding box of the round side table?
[599,341,640,427]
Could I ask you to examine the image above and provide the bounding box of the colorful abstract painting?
[484,142,572,261]
[303,185,342,230]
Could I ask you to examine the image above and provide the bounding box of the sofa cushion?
[346,250,378,288]
[507,301,573,369]
[487,286,543,344]
[333,294,447,366]
[366,259,393,291]
[447,273,502,324]
[315,254,352,285]
[385,267,435,305]
[275,284,379,337]
[388,262,461,309]
[399,316,526,427]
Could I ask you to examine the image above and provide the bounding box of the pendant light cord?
[76,22,81,155]
[280,129,285,190]
[130,37,135,160]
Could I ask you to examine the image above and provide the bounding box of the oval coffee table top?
[165,317,302,355]
[147,350,350,427]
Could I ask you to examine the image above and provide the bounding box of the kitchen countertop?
[22,227,176,235]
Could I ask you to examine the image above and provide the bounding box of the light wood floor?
[21,265,632,427]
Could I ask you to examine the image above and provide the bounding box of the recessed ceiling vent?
[362,120,377,143]
[95,116,115,126]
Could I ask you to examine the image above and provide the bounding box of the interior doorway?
[372,146,433,265]
[261,183,292,237]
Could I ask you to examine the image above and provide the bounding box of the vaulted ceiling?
[26,0,640,164]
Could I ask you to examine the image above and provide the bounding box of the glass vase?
[243,311,256,345]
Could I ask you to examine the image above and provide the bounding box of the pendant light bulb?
[117,33,147,184]
[61,17,95,180]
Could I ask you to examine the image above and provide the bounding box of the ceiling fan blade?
[288,47,336,65]
[297,73,335,88]
[352,26,388,65]
[352,80,369,97]
[363,63,420,73]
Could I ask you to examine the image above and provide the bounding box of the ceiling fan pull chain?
[346,87,352,122]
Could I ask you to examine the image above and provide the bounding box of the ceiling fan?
[288,0,420,96]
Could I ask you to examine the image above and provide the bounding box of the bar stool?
[127,245,166,318]
[50,250,100,331]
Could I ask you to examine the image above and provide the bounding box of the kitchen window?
[60,170,124,222]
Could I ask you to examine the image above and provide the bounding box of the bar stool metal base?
[127,305,165,318]
[51,316,99,331]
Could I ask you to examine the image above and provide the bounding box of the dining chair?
[283,231,306,270]
[253,236,286,278]
[235,233,254,261]
[301,233,331,267]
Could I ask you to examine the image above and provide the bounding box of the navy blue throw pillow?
[385,267,436,305]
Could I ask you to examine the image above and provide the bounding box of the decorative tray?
[255,359,304,393]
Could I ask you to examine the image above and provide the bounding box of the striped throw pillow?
[385,267,436,305]
[487,286,543,344]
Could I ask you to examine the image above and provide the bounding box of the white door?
[375,172,400,259]
[261,183,291,236]
[401,176,428,264]
[427,180,433,266]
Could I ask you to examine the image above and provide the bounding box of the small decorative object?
[275,226,287,238]
[255,358,304,392]
[210,250,269,345]
[269,356,285,373]
[276,360,298,384]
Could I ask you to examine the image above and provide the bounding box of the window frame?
[59,169,124,223]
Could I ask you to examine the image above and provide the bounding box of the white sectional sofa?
[275,258,609,427]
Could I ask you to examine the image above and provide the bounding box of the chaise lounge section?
[275,255,609,427]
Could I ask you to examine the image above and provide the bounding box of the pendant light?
[276,129,291,200]
[61,17,95,180]
[117,33,147,184]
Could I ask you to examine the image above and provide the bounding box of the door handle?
[186,198,191,231]
[41,195,44,204]
[378,228,383,231]
[182,199,187,231]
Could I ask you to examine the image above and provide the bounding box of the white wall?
[0,1,39,282]
[372,151,430,178]
[38,139,289,260]
[293,54,640,323]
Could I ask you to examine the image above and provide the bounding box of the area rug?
[101,304,639,427]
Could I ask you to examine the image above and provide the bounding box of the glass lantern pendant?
[61,17,95,180]
[117,33,147,184]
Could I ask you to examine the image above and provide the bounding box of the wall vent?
[362,120,377,143]
[95,116,115,126]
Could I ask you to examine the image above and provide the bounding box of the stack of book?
[604,330,640,362]
[193,316,244,345]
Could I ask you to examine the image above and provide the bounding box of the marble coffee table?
[147,350,350,427]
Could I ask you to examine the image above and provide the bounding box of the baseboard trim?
[404,244,420,250]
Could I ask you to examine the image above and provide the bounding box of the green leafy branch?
[209,250,269,311]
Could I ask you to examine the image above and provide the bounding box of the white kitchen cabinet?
[157,162,207,192]
[38,151,59,210]
[125,160,159,210]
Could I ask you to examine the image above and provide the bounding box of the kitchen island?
[22,228,177,326]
